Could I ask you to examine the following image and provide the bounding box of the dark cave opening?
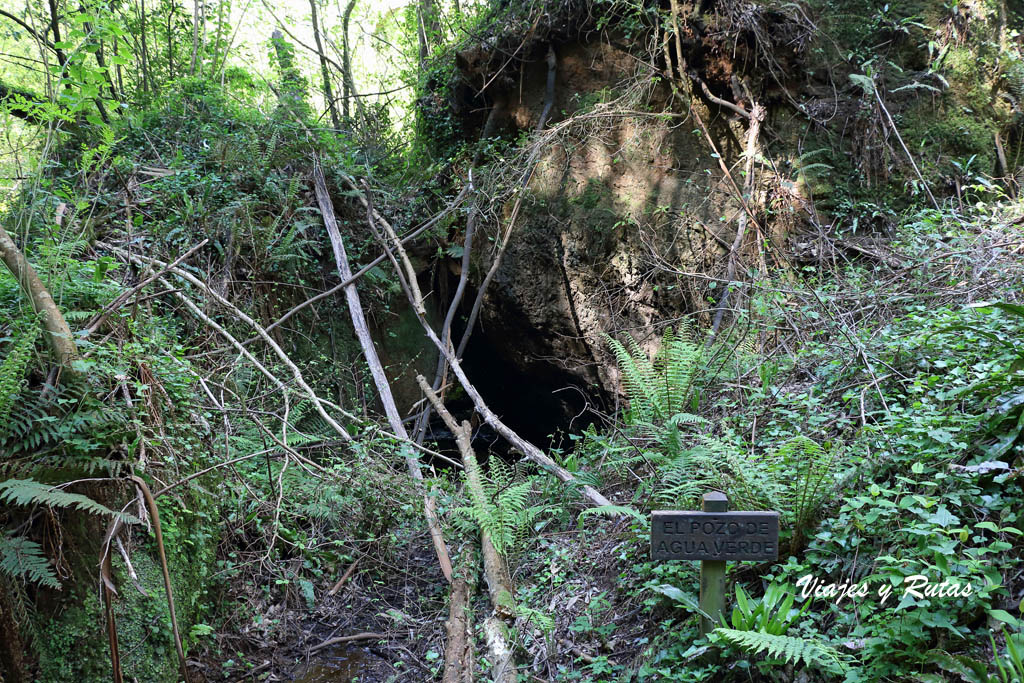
[422,276,604,461]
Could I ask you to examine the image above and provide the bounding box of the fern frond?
[0,317,40,439]
[713,628,848,674]
[454,455,547,555]
[608,325,705,424]
[774,435,838,542]
[577,504,644,525]
[0,535,59,588]
[0,479,138,522]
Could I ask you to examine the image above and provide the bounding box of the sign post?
[650,492,779,635]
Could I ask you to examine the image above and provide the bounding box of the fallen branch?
[711,101,765,339]
[313,162,453,583]
[255,184,469,339]
[366,202,611,508]
[413,91,512,442]
[308,632,385,654]
[417,376,516,619]
[0,224,80,367]
[83,238,208,337]
[100,242,355,440]
[873,86,940,211]
[442,574,470,683]
[326,558,360,596]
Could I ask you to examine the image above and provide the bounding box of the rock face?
[462,37,776,413]
[433,0,1019,421]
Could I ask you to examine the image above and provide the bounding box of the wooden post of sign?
[699,491,728,635]
[650,492,778,636]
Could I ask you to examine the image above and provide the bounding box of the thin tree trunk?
[210,0,228,78]
[710,102,764,339]
[190,0,200,75]
[412,95,508,443]
[341,0,357,119]
[453,48,553,362]
[416,2,428,65]
[140,0,150,93]
[0,225,79,368]
[47,0,68,72]
[46,0,74,95]
[167,6,174,81]
[112,29,125,96]
[313,163,453,583]
[309,0,341,130]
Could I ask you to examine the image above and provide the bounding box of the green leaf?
[989,610,1021,628]
[849,73,875,94]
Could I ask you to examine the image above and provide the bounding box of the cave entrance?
[460,338,594,453]
[424,323,602,463]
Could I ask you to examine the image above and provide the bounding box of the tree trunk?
[190,0,200,75]
[341,0,357,119]
[0,225,79,368]
[167,6,174,82]
[271,29,309,114]
[419,377,518,682]
[442,574,470,683]
[140,0,151,93]
[309,0,341,130]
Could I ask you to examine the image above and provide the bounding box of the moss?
[32,496,218,683]
[901,103,998,172]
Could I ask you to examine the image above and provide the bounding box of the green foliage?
[728,582,810,636]
[655,430,783,513]
[941,301,1024,461]
[0,478,137,522]
[926,629,1024,683]
[0,314,39,438]
[0,534,59,588]
[0,478,138,589]
[454,455,549,556]
[711,628,848,675]
[607,324,703,424]
[773,435,840,549]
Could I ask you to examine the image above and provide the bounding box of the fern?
[773,435,838,550]
[517,605,555,634]
[0,315,40,439]
[713,628,848,674]
[454,456,548,555]
[656,432,784,512]
[0,535,59,588]
[607,325,706,424]
[0,479,138,522]
[577,504,644,526]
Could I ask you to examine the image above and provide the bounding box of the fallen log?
[313,161,453,583]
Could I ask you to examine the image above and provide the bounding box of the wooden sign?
[651,510,779,561]
[651,492,780,635]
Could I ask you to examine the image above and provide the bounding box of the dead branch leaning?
[99,241,355,440]
[312,161,453,583]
